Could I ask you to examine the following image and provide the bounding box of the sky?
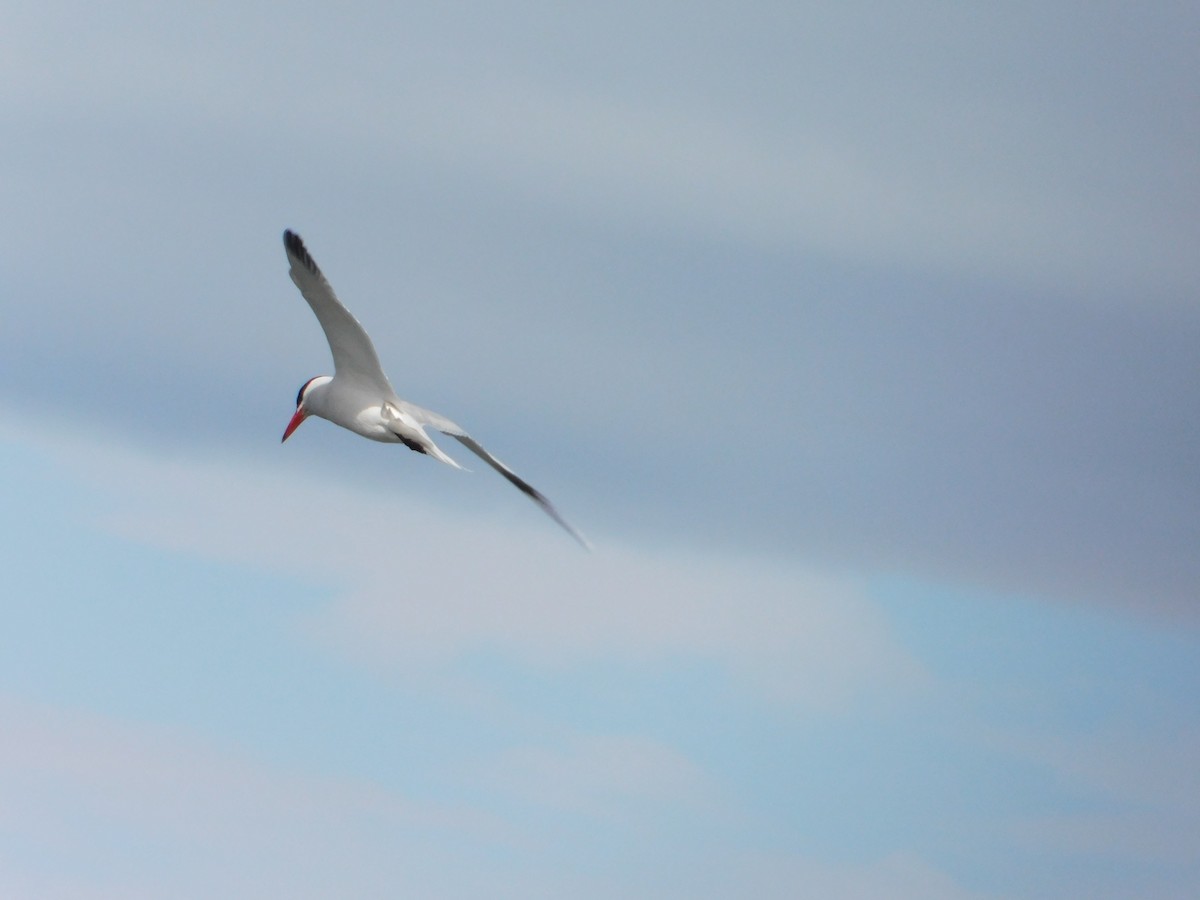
[1,1,1197,897]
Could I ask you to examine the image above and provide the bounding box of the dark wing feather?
[283,230,393,393]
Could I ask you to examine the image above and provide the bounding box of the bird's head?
[282,375,331,442]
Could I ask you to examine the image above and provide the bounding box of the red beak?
[282,408,308,442]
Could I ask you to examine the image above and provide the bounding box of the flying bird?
[280,229,588,548]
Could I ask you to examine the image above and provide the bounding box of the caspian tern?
[281,229,588,548]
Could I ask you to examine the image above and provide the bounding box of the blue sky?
[2,1,1197,897]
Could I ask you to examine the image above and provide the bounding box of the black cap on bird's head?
[282,375,326,442]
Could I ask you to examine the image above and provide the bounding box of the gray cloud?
[2,0,1196,623]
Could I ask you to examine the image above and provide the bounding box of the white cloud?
[0,692,993,900]
[4,1,1193,301]
[22,417,927,710]
[0,693,519,900]
[1030,727,1200,809]
[996,725,1200,868]
[464,733,717,823]
[663,848,999,900]
[389,76,1195,298]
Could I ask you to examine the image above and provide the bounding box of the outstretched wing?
[402,401,591,550]
[283,230,393,393]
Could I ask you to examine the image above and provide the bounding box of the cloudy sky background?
[2,1,1197,897]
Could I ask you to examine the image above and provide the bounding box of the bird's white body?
[281,229,587,547]
[297,374,460,465]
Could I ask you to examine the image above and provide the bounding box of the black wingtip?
[282,229,317,273]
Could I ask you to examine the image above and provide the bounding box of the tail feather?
[383,402,463,469]
[422,437,464,470]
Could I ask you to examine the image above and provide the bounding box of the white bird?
[280,229,589,548]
